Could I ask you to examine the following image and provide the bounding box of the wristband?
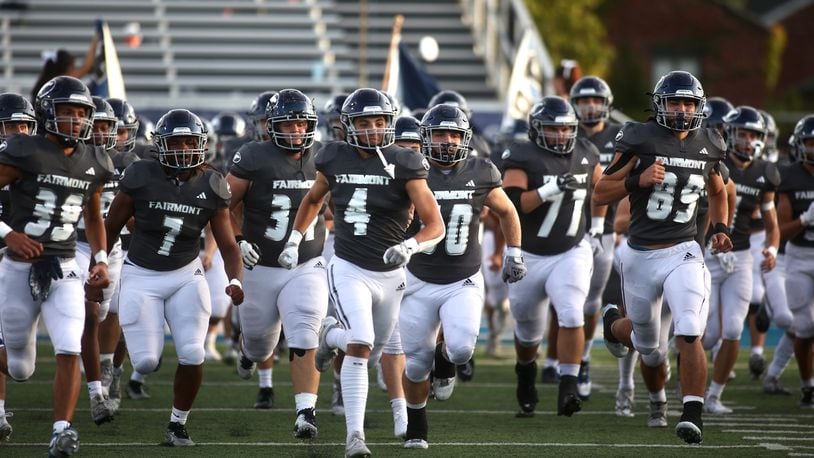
[712,222,729,237]
[229,278,242,289]
[590,217,605,234]
[624,174,641,193]
[235,235,245,243]
[0,221,12,239]
[766,246,778,257]
[94,250,109,265]
[505,246,522,257]
[287,230,304,246]
[761,201,774,212]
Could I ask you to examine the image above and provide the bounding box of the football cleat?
[432,376,456,401]
[293,408,318,439]
[108,366,123,410]
[204,345,222,362]
[393,406,407,439]
[615,388,635,417]
[127,380,150,400]
[254,387,274,409]
[602,304,629,357]
[800,387,814,408]
[48,426,79,457]
[315,317,341,372]
[404,438,429,449]
[762,375,791,395]
[675,404,703,444]
[90,394,115,425]
[0,412,12,442]
[748,353,766,380]
[515,361,539,417]
[345,430,371,458]
[456,358,475,382]
[222,344,239,366]
[236,349,256,380]
[647,401,668,428]
[576,360,591,400]
[163,421,194,446]
[557,375,582,416]
[704,394,732,415]
[331,378,345,416]
[541,365,559,384]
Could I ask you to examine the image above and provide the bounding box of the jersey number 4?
[646,172,704,223]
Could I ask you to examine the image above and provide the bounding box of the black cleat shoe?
[557,375,582,416]
[163,421,194,446]
[748,353,766,380]
[293,407,318,439]
[541,366,559,384]
[800,387,814,408]
[456,357,475,382]
[675,401,703,444]
[515,361,539,417]
[602,304,629,357]
[254,387,274,409]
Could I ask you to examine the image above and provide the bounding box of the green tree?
[525,0,615,77]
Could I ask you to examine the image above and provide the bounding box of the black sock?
[406,406,428,441]
[434,343,455,379]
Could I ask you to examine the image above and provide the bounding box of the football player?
[777,114,814,408]
[595,71,732,444]
[210,111,248,172]
[281,88,444,457]
[226,88,327,438]
[0,76,112,455]
[103,108,244,446]
[322,93,348,142]
[701,106,781,414]
[0,91,37,442]
[246,91,277,142]
[400,104,525,449]
[569,75,621,399]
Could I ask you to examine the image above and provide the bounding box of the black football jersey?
[580,122,621,234]
[317,142,429,271]
[229,140,326,267]
[77,148,139,244]
[407,157,501,284]
[502,138,599,255]
[0,184,9,249]
[726,157,780,251]
[612,120,726,246]
[0,135,113,258]
[132,143,154,160]
[119,160,230,271]
[777,162,814,248]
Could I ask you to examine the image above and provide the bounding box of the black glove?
[29,256,63,301]
[556,173,579,192]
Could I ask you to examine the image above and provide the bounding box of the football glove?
[238,239,261,269]
[715,251,737,274]
[537,173,579,200]
[502,247,527,283]
[277,230,303,270]
[800,202,814,227]
[383,238,419,266]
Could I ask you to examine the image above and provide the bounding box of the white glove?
[502,246,527,283]
[383,238,419,266]
[715,251,737,274]
[536,173,578,201]
[800,201,814,227]
[238,239,261,269]
[277,230,303,270]
[588,217,605,256]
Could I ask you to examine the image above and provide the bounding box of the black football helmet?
[340,88,395,151]
[323,93,348,141]
[651,71,706,131]
[569,76,613,124]
[247,90,277,141]
[420,104,472,164]
[153,109,208,169]
[528,96,578,154]
[212,112,247,140]
[0,92,37,140]
[395,116,421,142]
[723,106,766,162]
[790,115,814,164]
[90,96,117,150]
[428,90,470,119]
[135,115,154,145]
[35,76,95,146]
[266,89,318,151]
[107,98,139,152]
[383,92,402,116]
[702,96,734,133]
[759,109,779,161]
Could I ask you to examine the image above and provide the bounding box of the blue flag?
[397,42,441,111]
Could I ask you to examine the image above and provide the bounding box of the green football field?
[2,341,812,457]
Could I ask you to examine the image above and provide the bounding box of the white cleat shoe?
[0,412,12,442]
[315,317,341,373]
[404,438,428,449]
[615,388,635,417]
[204,345,222,362]
[647,401,668,428]
[345,431,371,457]
[236,348,256,380]
[49,427,79,456]
[375,360,387,392]
[601,304,629,358]
[432,376,456,401]
[704,395,732,415]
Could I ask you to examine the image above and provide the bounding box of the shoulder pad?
[119,159,154,191]
[229,141,263,174]
[614,121,643,154]
[0,134,32,159]
[208,170,232,201]
[478,157,502,188]
[499,141,533,169]
[392,146,429,179]
[315,141,344,170]
[765,161,781,188]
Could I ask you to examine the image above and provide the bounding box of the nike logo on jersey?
[580,157,589,165]
[196,192,208,199]
[465,180,476,187]
[683,252,696,261]
[699,147,709,155]
[462,278,476,287]
[396,282,406,291]
[85,167,95,175]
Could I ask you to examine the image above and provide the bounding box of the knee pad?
[675,315,703,338]
[556,307,584,328]
[405,353,433,383]
[6,349,35,381]
[583,297,602,316]
[243,337,274,363]
[177,343,205,366]
[640,348,667,367]
[774,310,794,332]
[445,344,475,366]
[514,334,541,349]
[722,322,744,341]
[133,356,161,374]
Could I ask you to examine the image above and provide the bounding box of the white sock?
[708,381,725,398]
[582,340,593,361]
[648,389,666,403]
[326,328,349,353]
[0,399,5,417]
[295,392,318,412]
[88,380,103,398]
[543,358,558,369]
[684,395,704,404]
[205,331,217,349]
[390,397,406,420]
[618,350,637,390]
[130,368,145,383]
[406,400,426,409]
[341,355,369,443]
[258,368,273,388]
[171,407,189,425]
[559,363,580,377]
[768,333,794,379]
[751,346,764,356]
[100,353,114,364]
[53,420,70,433]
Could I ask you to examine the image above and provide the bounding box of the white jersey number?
[424,203,474,256]
[646,172,704,223]
[537,188,586,238]
[345,188,371,236]
[25,188,84,242]
[264,193,315,242]
[157,216,184,256]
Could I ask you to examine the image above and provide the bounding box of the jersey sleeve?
[498,142,529,171]
[227,142,260,179]
[315,142,339,175]
[480,158,502,189]
[208,171,231,208]
[0,135,34,172]
[118,160,151,195]
[395,147,429,180]
[765,162,781,191]
[613,122,641,155]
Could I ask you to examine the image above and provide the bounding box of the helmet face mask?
[652,71,706,132]
[724,106,766,162]
[89,96,117,150]
[341,88,395,151]
[0,93,37,140]
[528,96,578,154]
[569,76,613,125]
[266,89,317,151]
[420,105,472,165]
[154,109,208,170]
[791,115,814,164]
[36,76,95,146]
